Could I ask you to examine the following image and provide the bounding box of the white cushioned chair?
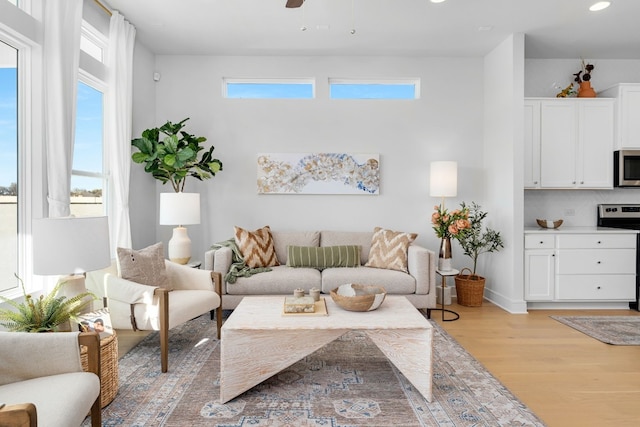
[103,260,222,373]
[0,331,101,427]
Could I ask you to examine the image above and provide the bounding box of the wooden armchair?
[0,331,101,427]
[104,260,222,372]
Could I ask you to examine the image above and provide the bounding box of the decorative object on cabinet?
[454,202,504,307]
[536,219,563,229]
[430,161,470,271]
[555,82,576,98]
[131,118,223,192]
[159,192,201,264]
[573,60,597,98]
[256,153,379,195]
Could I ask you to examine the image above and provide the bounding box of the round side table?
[431,268,460,322]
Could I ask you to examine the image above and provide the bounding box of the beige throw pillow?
[117,242,170,289]
[365,227,417,273]
[234,225,280,268]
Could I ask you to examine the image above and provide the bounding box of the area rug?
[85,315,545,427]
[551,315,640,345]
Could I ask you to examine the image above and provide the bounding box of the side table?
[81,332,119,407]
[430,269,460,322]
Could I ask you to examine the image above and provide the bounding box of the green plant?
[457,202,504,276]
[0,275,95,332]
[131,118,223,192]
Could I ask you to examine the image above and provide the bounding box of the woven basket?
[81,333,119,408]
[454,268,485,307]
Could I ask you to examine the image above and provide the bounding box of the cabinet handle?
[572,181,576,184]
[534,181,538,184]
[552,254,555,257]
[539,241,544,244]
[580,181,584,184]
[597,286,601,290]
[597,241,602,244]
[597,261,601,264]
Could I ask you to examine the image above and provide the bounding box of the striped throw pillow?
[286,245,361,270]
[234,225,280,268]
[365,227,417,273]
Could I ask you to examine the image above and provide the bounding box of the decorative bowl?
[536,219,563,229]
[330,284,387,312]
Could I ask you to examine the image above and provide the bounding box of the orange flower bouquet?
[432,204,471,240]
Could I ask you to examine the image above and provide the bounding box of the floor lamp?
[32,216,112,314]
[159,192,201,264]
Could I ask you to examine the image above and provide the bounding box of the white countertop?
[525,226,640,234]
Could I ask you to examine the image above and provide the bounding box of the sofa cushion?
[287,245,361,270]
[234,225,280,268]
[320,231,373,264]
[365,227,417,273]
[321,266,416,294]
[271,231,320,264]
[117,242,170,289]
[226,266,321,295]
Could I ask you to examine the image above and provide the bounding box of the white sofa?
[205,230,436,312]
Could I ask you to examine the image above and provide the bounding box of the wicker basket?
[81,333,119,408]
[454,268,485,307]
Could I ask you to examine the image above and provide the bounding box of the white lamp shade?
[33,216,111,275]
[429,161,458,197]
[159,192,201,226]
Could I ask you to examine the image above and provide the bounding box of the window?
[329,79,420,99]
[71,78,105,217]
[0,40,18,293]
[81,23,106,63]
[224,78,315,99]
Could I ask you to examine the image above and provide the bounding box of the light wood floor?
[115,300,640,427]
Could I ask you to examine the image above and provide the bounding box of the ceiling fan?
[286,0,305,8]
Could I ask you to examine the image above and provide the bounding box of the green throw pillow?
[286,245,361,270]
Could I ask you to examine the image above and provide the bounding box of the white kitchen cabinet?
[524,231,637,303]
[524,98,614,189]
[599,83,640,149]
[524,100,541,188]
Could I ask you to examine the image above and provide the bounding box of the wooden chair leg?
[157,289,170,373]
[211,272,223,340]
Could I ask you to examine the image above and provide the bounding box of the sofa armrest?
[204,246,233,273]
[407,245,436,295]
[104,273,157,305]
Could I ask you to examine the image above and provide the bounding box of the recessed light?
[589,1,611,11]
[430,0,447,3]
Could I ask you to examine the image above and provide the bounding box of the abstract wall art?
[257,153,380,195]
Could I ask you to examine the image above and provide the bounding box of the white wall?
[128,40,157,250]
[482,34,527,313]
[149,55,486,261]
[523,58,640,226]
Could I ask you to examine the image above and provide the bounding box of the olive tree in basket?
[454,202,504,306]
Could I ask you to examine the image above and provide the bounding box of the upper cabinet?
[524,98,614,189]
[599,84,640,149]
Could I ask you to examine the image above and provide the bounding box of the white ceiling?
[103,0,640,59]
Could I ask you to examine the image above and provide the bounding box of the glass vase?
[438,236,453,271]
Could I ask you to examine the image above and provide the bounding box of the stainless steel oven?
[597,204,640,310]
[614,150,640,187]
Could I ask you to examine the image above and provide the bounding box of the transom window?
[329,78,420,100]
[224,78,315,99]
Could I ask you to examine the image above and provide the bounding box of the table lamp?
[32,216,111,310]
[159,192,200,264]
[429,160,457,208]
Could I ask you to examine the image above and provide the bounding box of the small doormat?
[551,315,640,345]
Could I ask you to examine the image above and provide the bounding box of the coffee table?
[219,295,433,403]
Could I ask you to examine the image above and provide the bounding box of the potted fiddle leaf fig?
[0,276,95,332]
[454,202,504,307]
[131,118,223,192]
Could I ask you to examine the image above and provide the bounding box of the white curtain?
[43,0,83,217]
[105,11,136,252]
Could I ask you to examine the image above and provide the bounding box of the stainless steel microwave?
[614,150,640,187]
